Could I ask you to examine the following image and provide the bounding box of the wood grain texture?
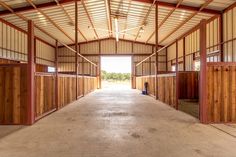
[178,72,199,99]
[157,75,176,108]
[207,64,236,123]
[0,65,28,124]
[35,74,56,118]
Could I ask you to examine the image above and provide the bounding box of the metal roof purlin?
[159,0,214,45]
[134,0,156,41]
[145,0,183,44]
[55,0,87,42]
[105,0,112,37]
[0,0,222,16]
[81,0,99,39]
[25,0,75,43]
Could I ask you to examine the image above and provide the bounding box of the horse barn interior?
[0,0,236,156]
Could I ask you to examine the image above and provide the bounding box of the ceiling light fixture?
[140,27,144,33]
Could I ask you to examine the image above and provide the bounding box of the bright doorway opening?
[101,56,131,89]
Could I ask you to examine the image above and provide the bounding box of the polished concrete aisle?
[0,88,236,157]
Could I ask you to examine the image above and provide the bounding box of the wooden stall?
[35,73,56,119]
[0,64,28,124]
[207,63,236,123]
[157,73,176,108]
[178,72,199,99]
[135,75,155,97]
[58,74,77,109]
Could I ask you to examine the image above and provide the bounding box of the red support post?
[55,40,59,110]
[155,3,159,100]
[219,14,224,62]
[27,20,35,125]
[99,41,102,89]
[75,0,79,99]
[183,37,186,71]
[199,19,208,124]
[175,40,179,110]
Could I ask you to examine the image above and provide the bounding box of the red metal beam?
[27,20,35,125]
[0,0,221,17]
[199,19,208,123]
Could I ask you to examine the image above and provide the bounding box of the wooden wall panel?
[157,74,176,108]
[0,58,18,64]
[35,73,56,118]
[0,65,28,124]
[58,74,77,109]
[135,76,155,96]
[84,77,97,95]
[207,63,236,123]
[178,72,199,99]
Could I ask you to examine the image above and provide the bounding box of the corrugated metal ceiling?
[0,0,235,46]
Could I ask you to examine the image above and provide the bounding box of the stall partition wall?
[205,6,236,123]
[0,64,28,124]
[0,20,98,125]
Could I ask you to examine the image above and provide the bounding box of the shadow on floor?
[0,125,25,139]
[178,99,199,119]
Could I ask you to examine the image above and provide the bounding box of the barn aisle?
[0,88,236,157]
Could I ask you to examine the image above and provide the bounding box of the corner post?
[199,19,208,123]
[55,40,59,110]
[75,0,79,99]
[175,40,179,110]
[27,20,35,125]
[155,2,159,100]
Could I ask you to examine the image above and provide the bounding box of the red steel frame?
[175,39,179,110]
[155,2,159,100]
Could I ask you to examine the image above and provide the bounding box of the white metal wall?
[0,21,27,62]
[223,6,236,62]
[36,39,55,66]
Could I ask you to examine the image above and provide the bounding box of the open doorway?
[101,56,131,89]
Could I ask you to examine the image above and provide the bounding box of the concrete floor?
[0,88,236,157]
